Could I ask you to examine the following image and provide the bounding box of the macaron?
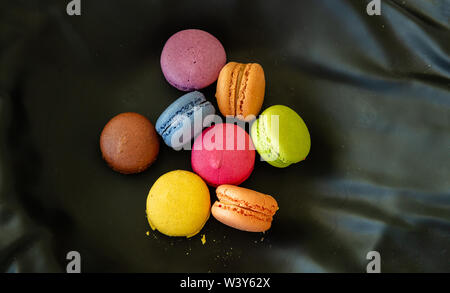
[191,123,255,187]
[160,29,226,91]
[216,62,265,121]
[155,91,215,149]
[211,185,278,232]
[146,170,210,238]
[100,112,159,174]
[251,105,311,168]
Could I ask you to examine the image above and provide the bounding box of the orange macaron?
[215,62,265,121]
[211,185,279,232]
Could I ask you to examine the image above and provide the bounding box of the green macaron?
[251,105,311,168]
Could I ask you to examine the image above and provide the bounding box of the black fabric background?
[0,0,449,273]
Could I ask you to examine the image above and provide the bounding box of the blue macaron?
[156,91,216,149]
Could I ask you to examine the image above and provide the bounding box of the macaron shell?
[100,112,159,174]
[146,170,210,237]
[191,123,255,187]
[216,184,278,216]
[251,105,310,167]
[160,29,226,91]
[266,105,310,164]
[215,62,240,116]
[211,201,272,232]
[193,144,254,186]
[238,63,265,120]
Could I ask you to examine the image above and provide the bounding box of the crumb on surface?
[201,234,206,245]
[146,231,150,236]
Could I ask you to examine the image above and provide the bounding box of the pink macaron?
[191,123,255,187]
[160,29,226,91]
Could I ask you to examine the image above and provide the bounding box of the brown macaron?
[215,62,265,121]
[100,112,159,174]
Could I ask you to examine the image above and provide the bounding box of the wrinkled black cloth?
[0,0,449,273]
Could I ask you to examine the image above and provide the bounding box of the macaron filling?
[213,201,272,223]
[230,63,253,117]
[232,64,246,116]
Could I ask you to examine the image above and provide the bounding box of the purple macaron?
[160,29,226,91]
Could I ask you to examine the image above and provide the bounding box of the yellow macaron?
[146,170,210,237]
